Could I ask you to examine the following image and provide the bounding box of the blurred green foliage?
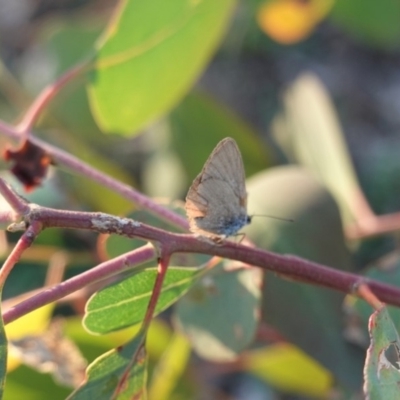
[1,0,400,399]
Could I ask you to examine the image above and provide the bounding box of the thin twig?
[346,212,400,239]
[356,283,384,310]
[16,62,89,134]
[0,222,41,288]
[3,244,156,324]
[0,179,30,215]
[141,253,170,331]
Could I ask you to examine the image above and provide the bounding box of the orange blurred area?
[257,0,334,44]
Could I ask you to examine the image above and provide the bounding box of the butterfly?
[185,137,251,239]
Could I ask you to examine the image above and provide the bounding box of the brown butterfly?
[185,137,251,239]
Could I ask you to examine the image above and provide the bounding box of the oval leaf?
[174,265,261,361]
[68,331,147,399]
[245,344,332,398]
[364,307,400,399]
[88,0,235,134]
[84,267,202,334]
[244,167,365,390]
[275,73,372,225]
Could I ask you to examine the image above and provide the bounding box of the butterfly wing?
[185,138,248,237]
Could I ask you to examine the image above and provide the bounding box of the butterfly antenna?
[251,214,294,223]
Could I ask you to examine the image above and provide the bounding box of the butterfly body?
[185,138,250,238]
[194,213,251,237]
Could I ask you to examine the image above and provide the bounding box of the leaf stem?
[141,254,170,331]
[0,223,41,289]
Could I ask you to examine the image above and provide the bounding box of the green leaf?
[68,331,147,400]
[364,307,400,398]
[170,91,272,181]
[244,166,365,390]
[84,267,202,334]
[88,0,235,134]
[275,73,366,225]
[245,166,353,269]
[174,265,261,361]
[245,344,333,398]
[331,0,400,50]
[148,332,191,400]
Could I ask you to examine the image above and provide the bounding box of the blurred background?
[1,0,400,399]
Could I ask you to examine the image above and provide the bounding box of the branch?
[0,179,29,215]
[1,188,400,326]
[3,244,156,324]
[0,222,41,288]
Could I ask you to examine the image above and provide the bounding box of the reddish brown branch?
[0,222,41,287]
[356,283,384,310]
[2,180,400,324]
[346,212,400,239]
[141,253,170,331]
[16,62,88,134]
[3,244,156,324]
[0,179,30,215]
[12,203,400,307]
